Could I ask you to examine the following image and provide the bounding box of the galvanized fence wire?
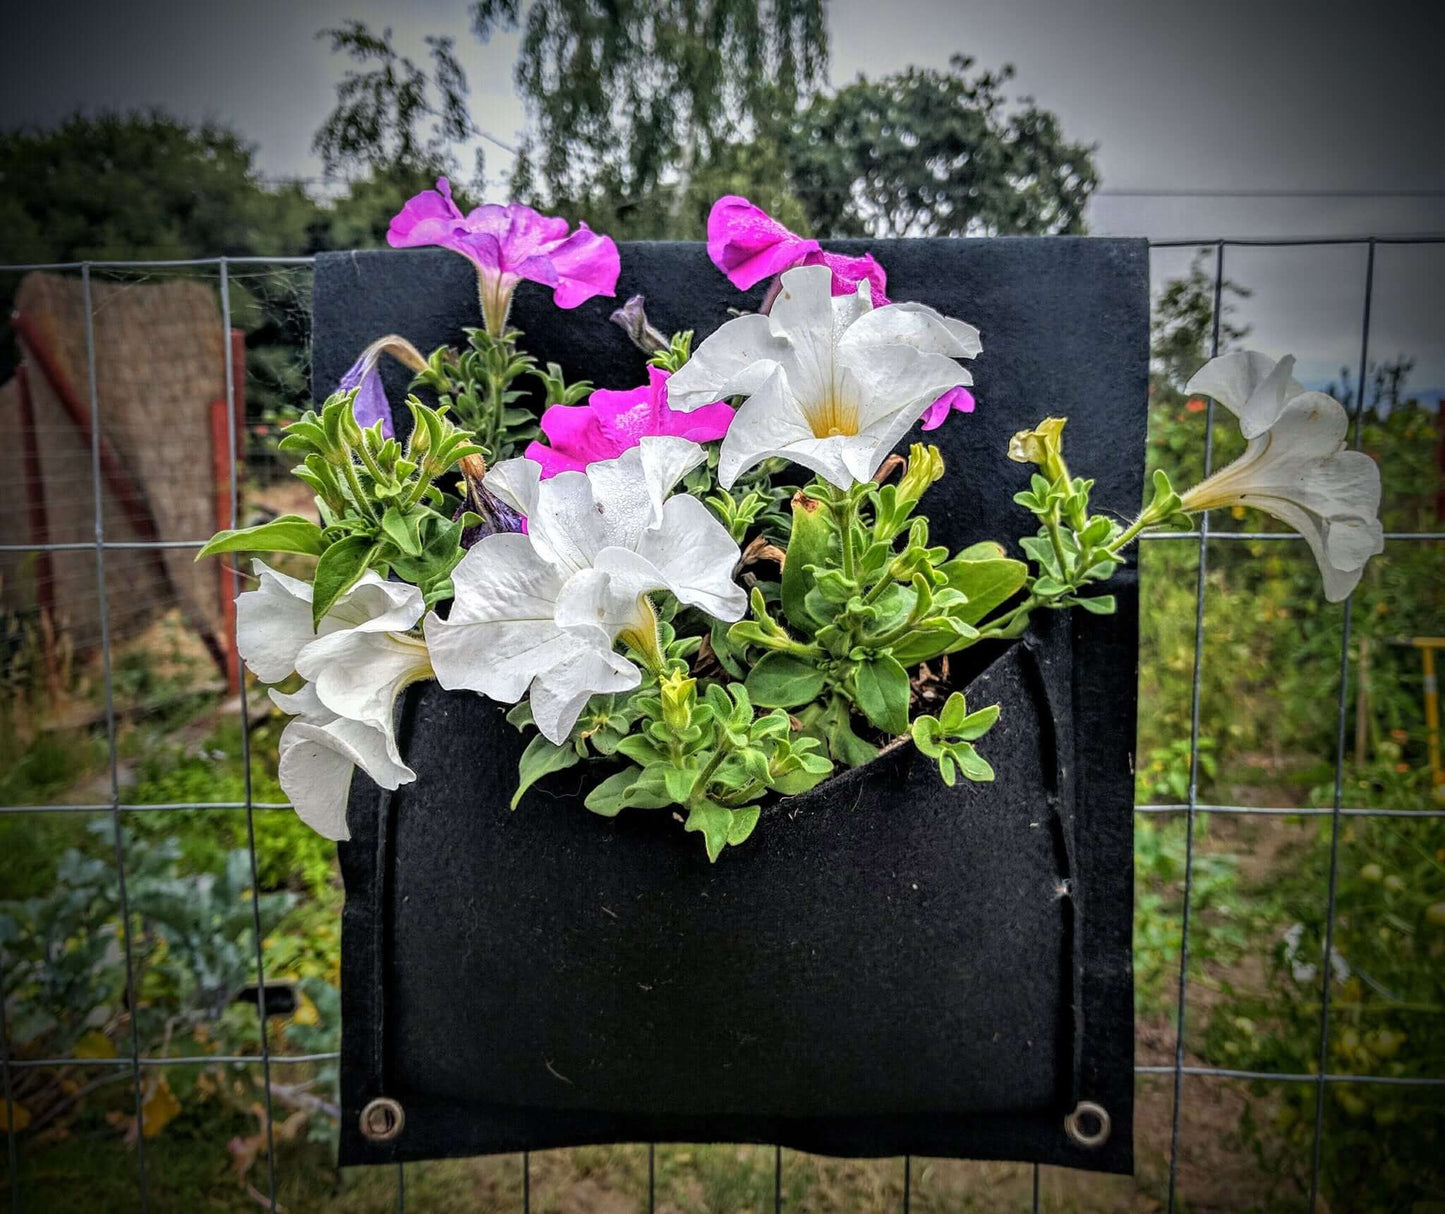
[0,237,1441,1213]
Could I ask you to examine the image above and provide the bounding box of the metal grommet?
[1063,1100,1111,1148]
[360,1096,405,1142]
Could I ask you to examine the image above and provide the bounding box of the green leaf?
[196,515,326,561]
[953,742,996,782]
[937,556,1028,625]
[957,703,1001,741]
[380,506,423,557]
[745,651,827,709]
[310,536,376,625]
[584,768,643,816]
[780,491,832,634]
[661,765,697,803]
[684,801,734,863]
[937,691,968,733]
[728,806,761,846]
[511,734,581,809]
[1068,594,1117,615]
[852,654,910,736]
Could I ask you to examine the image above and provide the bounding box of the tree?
[472,0,828,237]
[789,55,1097,238]
[0,111,315,265]
[313,22,482,189]
[315,8,1097,241]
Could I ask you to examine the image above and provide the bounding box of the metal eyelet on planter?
[1064,1100,1111,1148]
[360,1097,406,1142]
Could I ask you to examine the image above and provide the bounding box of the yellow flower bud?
[1007,417,1070,485]
[660,667,696,733]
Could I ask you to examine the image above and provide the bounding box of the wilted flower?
[455,453,528,549]
[425,437,747,744]
[336,334,429,438]
[666,265,979,489]
[707,194,888,306]
[387,177,620,335]
[523,366,735,478]
[236,562,430,839]
[609,294,670,354]
[1182,351,1384,601]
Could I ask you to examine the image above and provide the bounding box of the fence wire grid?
[1,234,1442,1212]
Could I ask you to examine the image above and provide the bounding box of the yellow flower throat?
[805,390,860,439]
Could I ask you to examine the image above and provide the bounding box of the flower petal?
[716,367,819,488]
[840,300,982,359]
[277,715,415,842]
[323,572,425,635]
[799,248,890,307]
[295,631,430,733]
[485,457,544,518]
[544,223,621,307]
[920,386,976,431]
[629,493,748,621]
[236,560,322,684]
[665,312,791,412]
[1185,350,1305,439]
[707,195,820,291]
[386,177,466,250]
[425,533,581,702]
[529,644,640,744]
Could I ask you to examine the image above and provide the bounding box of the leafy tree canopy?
[790,55,1098,238]
[320,6,1096,241]
[0,111,316,264]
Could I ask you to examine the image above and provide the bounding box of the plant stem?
[687,741,732,806]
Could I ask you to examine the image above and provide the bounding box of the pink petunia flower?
[524,366,735,478]
[387,178,621,336]
[920,385,977,431]
[706,195,889,307]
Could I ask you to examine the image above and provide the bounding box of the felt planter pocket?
[317,237,1146,1174]
[337,609,1129,1171]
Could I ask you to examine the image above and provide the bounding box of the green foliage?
[313,21,483,184]
[910,692,999,787]
[722,439,1136,764]
[414,326,587,461]
[0,822,293,1059]
[511,665,832,862]
[207,392,483,619]
[472,0,828,237]
[791,54,1097,238]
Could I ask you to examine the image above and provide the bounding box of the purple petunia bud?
[455,453,526,549]
[609,294,669,354]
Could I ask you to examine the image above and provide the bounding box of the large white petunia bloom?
[236,561,430,839]
[425,436,748,744]
[1182,351,1384,602]
[665,263,980,489]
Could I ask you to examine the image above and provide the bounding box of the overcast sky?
[3,0,1443,389]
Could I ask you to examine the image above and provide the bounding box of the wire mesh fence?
[1,236,1441,1211]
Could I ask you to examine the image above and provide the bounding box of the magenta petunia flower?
[524,366,735,478]
[387,178,621,336]
[707,195,889,307]
[920,385,977,431]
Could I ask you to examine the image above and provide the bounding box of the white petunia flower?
[270,683,415,841]
[1183,351,1384,602]
[425,436,748,744]
[236,561,430,839]
[665,263,980,489]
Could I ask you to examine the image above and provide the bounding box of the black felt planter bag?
[314,237,1147,1174]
